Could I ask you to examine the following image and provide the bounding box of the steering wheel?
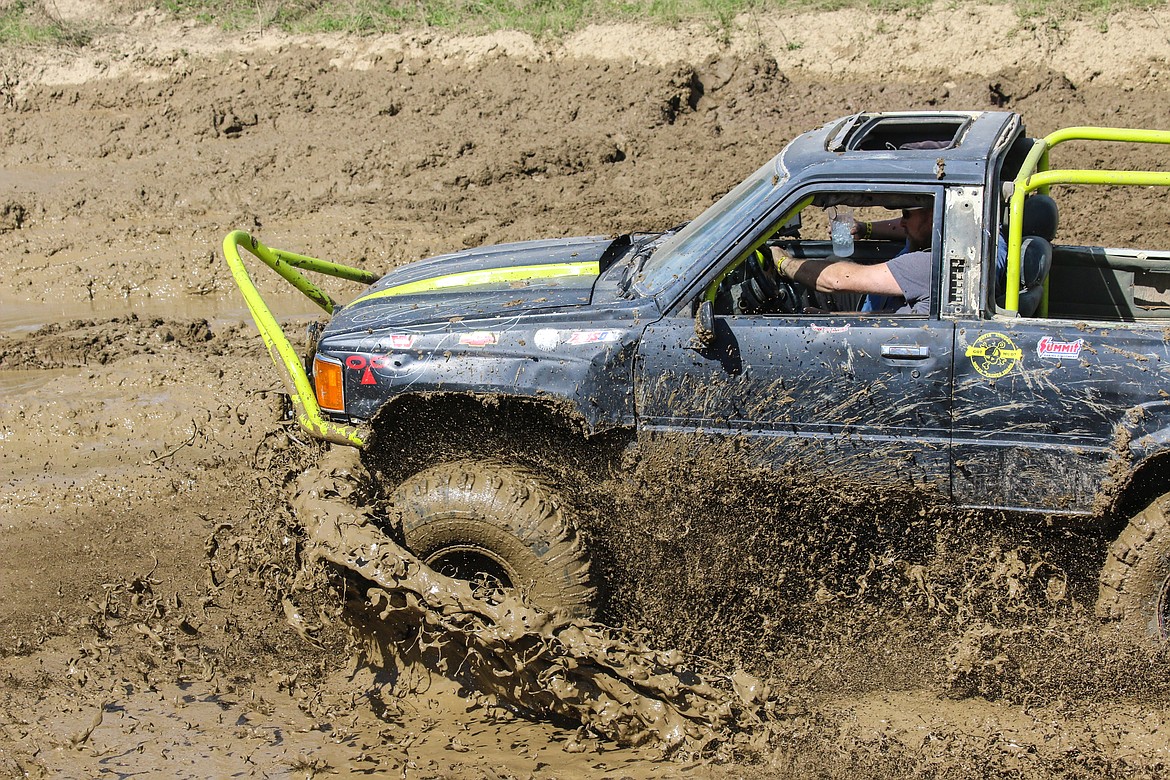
[740,247,801,314]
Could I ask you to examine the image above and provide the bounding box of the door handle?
[881,344,930,359]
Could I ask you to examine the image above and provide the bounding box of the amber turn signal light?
[314,356,344,412]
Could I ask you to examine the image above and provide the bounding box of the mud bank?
[4,2,1170,777]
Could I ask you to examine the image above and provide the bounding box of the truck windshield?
[632,160,779,296]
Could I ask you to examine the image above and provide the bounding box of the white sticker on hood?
[534,329,561,351]
[459,331,498,347]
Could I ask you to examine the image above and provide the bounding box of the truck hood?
[327,235,615,333]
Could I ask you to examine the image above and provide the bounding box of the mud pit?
[5,3,1170,777]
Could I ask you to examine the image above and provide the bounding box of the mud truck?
[225,110,1170,642]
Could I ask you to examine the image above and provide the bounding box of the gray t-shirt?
[886,250,932,315]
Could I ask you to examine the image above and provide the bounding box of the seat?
[1005,194,1060,316]
[1017,236,1054,317]
[1021,193,1059,242]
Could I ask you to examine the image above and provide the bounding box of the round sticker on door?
[965,332,1023,378]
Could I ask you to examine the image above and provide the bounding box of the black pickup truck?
[225,110,1170,642]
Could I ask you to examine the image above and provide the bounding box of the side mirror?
[691,299,715,350]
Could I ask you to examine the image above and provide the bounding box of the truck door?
[634,193,955,504]
[636,187,954,507]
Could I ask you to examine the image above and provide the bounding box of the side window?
[709,191,937,318]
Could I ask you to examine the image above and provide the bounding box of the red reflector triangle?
[361,367,376,385]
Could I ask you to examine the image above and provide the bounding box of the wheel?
[388,460,596,618]
[1096,491,1170,642]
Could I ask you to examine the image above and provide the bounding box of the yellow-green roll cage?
[223,230,379,446]
[1005,126,1170,316]
[223,231,599,447]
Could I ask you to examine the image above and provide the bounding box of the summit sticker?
[1037,336,1085,360]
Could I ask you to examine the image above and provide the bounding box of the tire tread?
[1097,494,1170,636]
[391,460,595,616]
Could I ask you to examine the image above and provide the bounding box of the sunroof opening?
[846,116,969,152]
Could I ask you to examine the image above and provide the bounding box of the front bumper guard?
[222,230,380,447]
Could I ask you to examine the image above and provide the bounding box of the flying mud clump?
[288,448,797,760]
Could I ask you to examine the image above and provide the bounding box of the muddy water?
[0,285,324,333]
[286,443,1170,776]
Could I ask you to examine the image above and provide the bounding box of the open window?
[705,190,938,318]
[833,114,970,152]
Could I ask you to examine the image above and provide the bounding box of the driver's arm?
[854,217,906,242]
[769,246,903,296]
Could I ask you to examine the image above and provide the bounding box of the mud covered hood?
[326,235,614,333]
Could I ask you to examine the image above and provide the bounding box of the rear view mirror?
[775,210,802,238]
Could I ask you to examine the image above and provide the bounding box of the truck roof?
[779,110,1023,187]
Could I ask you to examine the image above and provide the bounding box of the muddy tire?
[389,461,595,618]
[1097,491,1170,642]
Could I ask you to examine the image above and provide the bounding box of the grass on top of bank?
[159,0,1170,37]
[0,0,1165,45]
[0,0,91,46]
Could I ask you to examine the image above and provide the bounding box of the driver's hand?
[769,245,795,280]
[768,245,789,270]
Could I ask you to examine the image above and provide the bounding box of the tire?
[388,460,595,618]
[1097,491,1170,642]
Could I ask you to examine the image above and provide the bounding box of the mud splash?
[291,448,791,758]
[281,445,1170,777]
[9,5,1170,775]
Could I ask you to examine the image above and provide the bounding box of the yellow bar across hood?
[349,261,600,307]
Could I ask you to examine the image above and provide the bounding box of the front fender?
[326,323,643,434]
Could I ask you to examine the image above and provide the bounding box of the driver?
[770,206,933,315]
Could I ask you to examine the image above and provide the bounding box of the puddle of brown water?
[0,167,86,195]
[0,368,76,393]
